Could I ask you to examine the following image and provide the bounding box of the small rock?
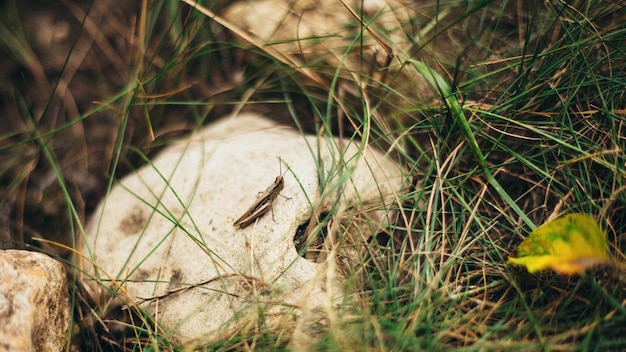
[222,0,416,72]
[82,113,403,345]
[0,250,70,352]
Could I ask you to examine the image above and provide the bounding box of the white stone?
[0,250,70,352]
[81,113,403,345]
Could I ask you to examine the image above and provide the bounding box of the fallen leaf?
[507,213,609,275]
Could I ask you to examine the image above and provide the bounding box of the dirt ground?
[1,0,233,253]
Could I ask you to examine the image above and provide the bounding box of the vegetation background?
[1,0,625,350]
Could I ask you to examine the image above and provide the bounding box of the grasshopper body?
[233,174,285,228]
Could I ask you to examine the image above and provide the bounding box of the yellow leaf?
[507,213,609,275]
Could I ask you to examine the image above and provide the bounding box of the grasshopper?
[233,164,288,229]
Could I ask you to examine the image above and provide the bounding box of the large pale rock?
[0,250,70,352]
[82,113,403,345]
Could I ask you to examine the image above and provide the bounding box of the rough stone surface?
[82,113,403,345]
[0,250,70,352]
